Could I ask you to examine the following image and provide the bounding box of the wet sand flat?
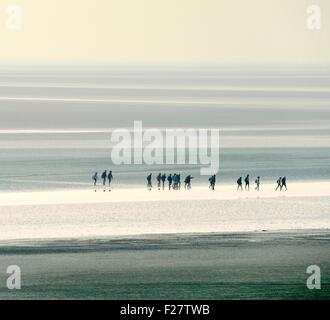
[1,181,330,241]
[0,230,329,299]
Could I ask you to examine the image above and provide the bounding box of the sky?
[0,0,329,65]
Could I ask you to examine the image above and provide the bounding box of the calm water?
[1,68,330,299]
[0,67,329,191]
[0,147,329,191]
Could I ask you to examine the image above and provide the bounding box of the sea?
[1,66,330,299]
[0,66,329,191]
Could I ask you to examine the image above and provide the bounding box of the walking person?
[244,174,250,190]
[101,170,107,191]
[281,176,287,191]
[211,174,216,190]
[172,174,177,190]
[178,174,181,190]
[156,173,162,190]
[161,173,166,190]
[92,172,98,191]
[208,176,213,189]
[255,176,260,191]
[275,177,282,191]
[189,175,193,189]
[184,175,194,189]
[209,175,216,190]
[147,173,152,190]
[107,170,113,191]
[237,177,243,190]
[167,174,173,190]
[173,174,179,190]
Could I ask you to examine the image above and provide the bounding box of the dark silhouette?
[101,170,107,185]
[147,173,152,190]
[107,171,113,190]
[172,174,176,189]
[178,174,181,190]
[237,177,243,190]
[167,174,173,190]
[101,170,107,191]
[209,175,216,190]
[184,175,194,189]
[161,174,166,190]
[213,175,216,190]
[281,176,287,191]
[173,174,179,190]
[244,174,250,190]
[156,173,162,190]
[255,176,260,191]
[92,172,98,191]
[275,177,282,191]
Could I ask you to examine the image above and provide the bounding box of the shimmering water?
[0,67,329,191]
[0,147,329,191]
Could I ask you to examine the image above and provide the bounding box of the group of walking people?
[92,170,113,191]
[275,176,288,191]
[236,174,259,191]
[236,174,287,191]
[91,170,288,192]
[147,173,195,190]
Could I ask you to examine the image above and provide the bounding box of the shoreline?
[0,180,329,242]
[0,228,329,247]
[0,180,330,206]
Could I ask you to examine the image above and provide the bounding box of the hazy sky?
[0,0,329,65]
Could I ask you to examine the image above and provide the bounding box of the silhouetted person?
[213,175,216,190]
[107,170,113,190]
[255,176,260,191]
[167,174,173,190]
[92,172,98,191]
[173,174,179,190]
[244,174,250,190]
[208,176,212,189]
[237,177,243,190]
[281,176,287,191]
[101,170,107,191]
[184,175,194,189]
[161,174,166,190]
[189,175,194,189]
[209,175,216,190]
[275,177,282,191]
[156,173,162,190]
[178,174,181,189]
[147,173,152,190]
